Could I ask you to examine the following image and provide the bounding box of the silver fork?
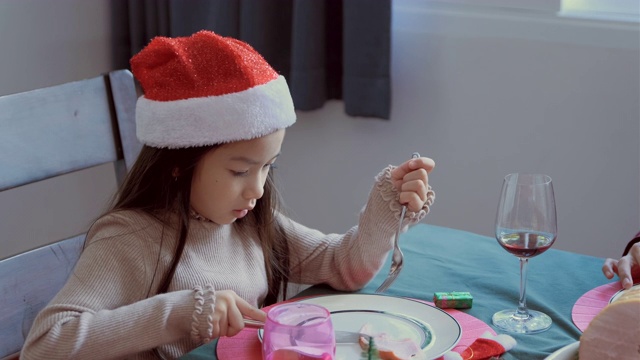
[375,152,420,293]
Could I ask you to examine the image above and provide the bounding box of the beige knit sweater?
[21,167,433,360]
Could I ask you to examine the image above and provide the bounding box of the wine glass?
[493,173,557,334]
[262,302,335,360]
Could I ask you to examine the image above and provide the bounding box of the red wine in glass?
[498,231,555,258]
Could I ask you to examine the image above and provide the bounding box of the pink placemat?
[571,282,622,332]
[217,296,495,360]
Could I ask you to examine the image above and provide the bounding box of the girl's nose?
[243,174,265,200]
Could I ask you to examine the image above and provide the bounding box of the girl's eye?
[231,170,249,177]
[231,163,276,176]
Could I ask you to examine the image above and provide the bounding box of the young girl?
[21,30,435,360]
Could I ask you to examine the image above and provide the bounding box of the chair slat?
[108,70,142,172]
[0,76,119,190]
[0,235,85,357]
[0,70,141,358]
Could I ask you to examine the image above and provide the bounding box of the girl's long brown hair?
[108,145,289,306]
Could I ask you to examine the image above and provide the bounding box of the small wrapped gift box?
[433,291,473,309]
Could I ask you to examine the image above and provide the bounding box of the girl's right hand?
[389,156,435,212]
[211,290,267,338]
[602,243,640,290]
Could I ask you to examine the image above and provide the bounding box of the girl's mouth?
[233,209,249,218]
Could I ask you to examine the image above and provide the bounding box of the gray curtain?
[114,0,390,119]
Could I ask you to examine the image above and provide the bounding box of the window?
[560,0,639,22]
[421,0,639,22]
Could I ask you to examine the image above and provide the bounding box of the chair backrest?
[0,70,142,359]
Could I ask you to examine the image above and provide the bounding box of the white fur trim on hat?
[136,76,296,148]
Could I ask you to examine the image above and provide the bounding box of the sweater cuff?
[374,165,435,225]
[191,285,216,344]
[623,235,640,256]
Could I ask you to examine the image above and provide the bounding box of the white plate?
[544,341,579,360]
[260,294,461,360]
[609,283,640,303]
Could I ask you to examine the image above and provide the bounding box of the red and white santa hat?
[130,30,296,148]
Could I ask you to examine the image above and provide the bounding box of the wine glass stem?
[516,258,530,319]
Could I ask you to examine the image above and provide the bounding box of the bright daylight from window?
[560,0,640,22]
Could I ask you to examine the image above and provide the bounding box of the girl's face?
[190,129,285,225]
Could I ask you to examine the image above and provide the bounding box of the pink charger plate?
[216,296,495,360]
[571,282,623,332]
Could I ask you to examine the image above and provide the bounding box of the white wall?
[0,0,114,96]
[1,0,638,259]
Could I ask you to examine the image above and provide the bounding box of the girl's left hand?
[390,156,435,212]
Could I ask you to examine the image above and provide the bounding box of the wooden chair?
[0,70,142,359]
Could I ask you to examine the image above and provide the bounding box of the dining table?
[180,223,617,360]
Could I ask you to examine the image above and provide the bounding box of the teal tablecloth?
[181,224,610,360]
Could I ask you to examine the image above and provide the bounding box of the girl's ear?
[172,167,181,178]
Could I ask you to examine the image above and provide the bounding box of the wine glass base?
[492,309,552,334]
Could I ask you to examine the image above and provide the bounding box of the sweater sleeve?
[622,231,640,256]
[283,166,434,291]
[21,212,194,360]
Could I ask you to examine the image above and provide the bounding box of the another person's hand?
[210,290,267,338]
[602,243,640,289]
[390,157,435,212]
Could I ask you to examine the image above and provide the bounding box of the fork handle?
[396,152,419,242]
[396,152,420,228]
[394,205,407,262]
[244,318,264,329]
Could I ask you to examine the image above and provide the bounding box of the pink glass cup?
[262,302,335,360]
